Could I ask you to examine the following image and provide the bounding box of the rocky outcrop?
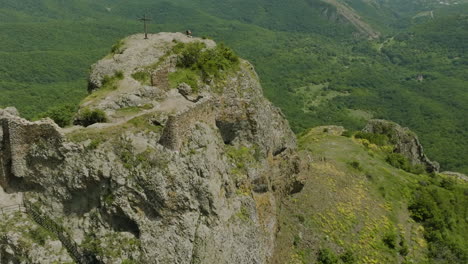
[363,119,440,172]
[0,33,305,264]
[441,171,468,182]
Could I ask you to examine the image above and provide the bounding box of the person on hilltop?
[186,30,192,38]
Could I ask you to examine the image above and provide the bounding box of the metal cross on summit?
[138,14,152,39]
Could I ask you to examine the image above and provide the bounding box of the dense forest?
[0,0,467,173]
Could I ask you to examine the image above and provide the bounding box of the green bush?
[173,41,240,81]
[408,181,468,262]
[386,153,427,174]
[348,161,363,171]
[383,232,397,249]
[354,132,389,146]
[175,42,206,68]
[440,178,456,190]
[340,250,356,263]
[111,40,125,54]
[399,240,409,256]
[74,108,107,127]
[36,104,77,127]
[28,227,52,246]
[317,248,339,264]
[115,70,124,80]
[168,69,200,92]
[341,130,354,137]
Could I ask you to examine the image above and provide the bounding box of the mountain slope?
[274,127,468,263]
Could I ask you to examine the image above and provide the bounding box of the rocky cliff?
[0,33,307,264]
[363,119,440,172]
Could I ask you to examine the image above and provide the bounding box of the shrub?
[341,130,354,137]
[101,75,113,86]
[386,153,427,174]
[410,164,426,175]
[354,132,389,146]
[383,232,397,249]
[386,153,411,171]
[408,184,468,262]
[197,43,239,78]
[348,161,363,171]
[28,227,52,246]
[173,41,240,82]
[317,248,339,264]
[74,108,107,127]
[399,240,409,256]
[440,178,456,190]
[111,40,125,54]
[168,69,199,92]
[115,70,124,79]
[175,42,205,68]
[36,104,77,127]
[340,250,356,263]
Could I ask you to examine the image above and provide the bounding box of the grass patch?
[28,227,54,246]
[67,113,162,145]
[235,205,250,222]
[131,71,151,85]
[168,68,200,92]
[114,104,153,118]
[110,40,125,55]
[127,114,163,133]
[226,145,257,175]
[84,72,123,103]
[348,161,363,171]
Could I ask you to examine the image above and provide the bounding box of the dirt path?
[63,91,193,133]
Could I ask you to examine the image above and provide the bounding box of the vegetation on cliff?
[169,41,240,92]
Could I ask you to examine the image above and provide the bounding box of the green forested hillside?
[0,0,467,173]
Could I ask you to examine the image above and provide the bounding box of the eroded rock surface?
[0,33,305,264]
[363,119,440,172]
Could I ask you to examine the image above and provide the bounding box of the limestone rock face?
[363,119,440,172]
[0,33,304,264]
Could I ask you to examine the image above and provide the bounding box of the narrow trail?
[63,92,193,134]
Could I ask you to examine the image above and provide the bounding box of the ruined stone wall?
[159,98,216,150]
[151,56,177,91]
[0,109,64,190]
[151,67,170,91]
